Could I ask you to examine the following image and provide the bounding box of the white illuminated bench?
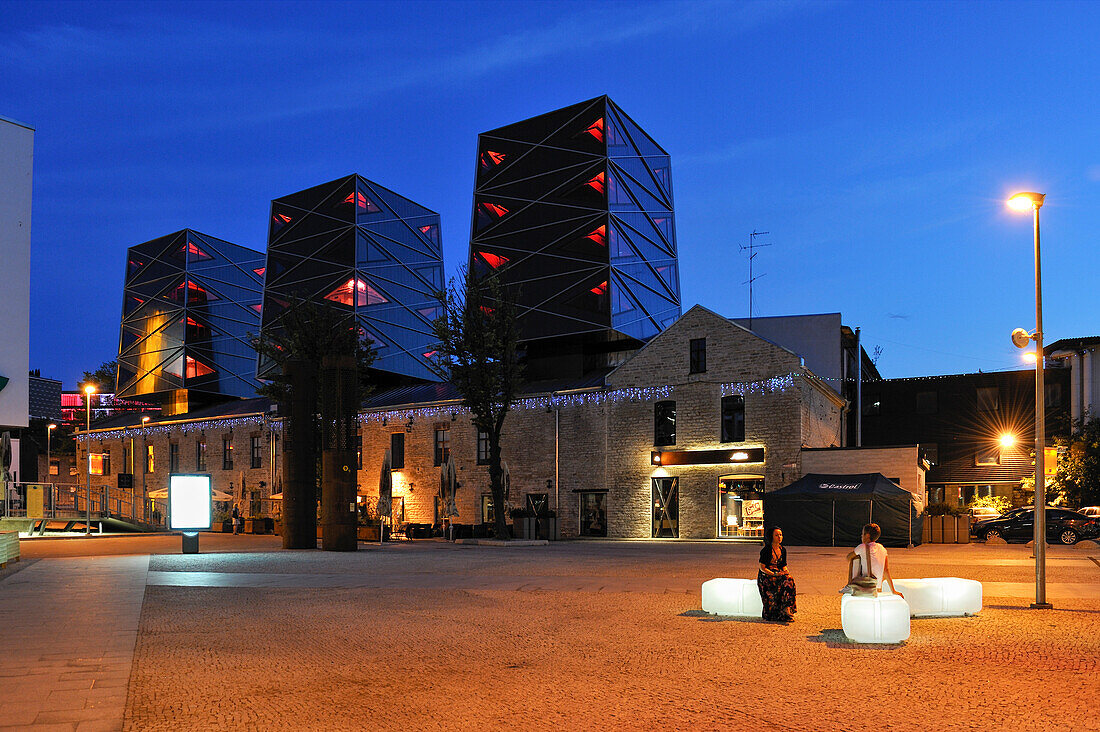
[841,593,911,643]
[701,578,764,617]
[889,578,982,617]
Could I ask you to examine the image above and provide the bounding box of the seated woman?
[757,526,797,621]
[841,522,904,598]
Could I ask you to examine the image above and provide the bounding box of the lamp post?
[46,423,56,515]
[1007,190,1052,610]
[142,415,150,523]
[83,384,96,535]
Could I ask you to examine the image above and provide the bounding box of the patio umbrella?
[148,487,232,501]
[377,448,393,520]
[444,454,459,518]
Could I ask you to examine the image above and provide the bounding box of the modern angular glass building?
[116,229,265,413]
[470,96,681,376]
[260,174,445,384]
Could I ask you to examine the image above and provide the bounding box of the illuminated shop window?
[324,278,388,307]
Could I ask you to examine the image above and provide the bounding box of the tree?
[81,360,118,392]
[1049,416,1100,507]
[429,268,523,540]
[250,298,378,549]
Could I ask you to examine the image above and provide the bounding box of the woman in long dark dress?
[758,526,797,621]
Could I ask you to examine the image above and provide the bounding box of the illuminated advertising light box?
[168,474,213,531]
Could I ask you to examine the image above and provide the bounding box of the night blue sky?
[3,0,1098,389]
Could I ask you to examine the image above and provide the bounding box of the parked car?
[974,507,1100,545]
[1078,506,1100,519]
[969,506,1002,521]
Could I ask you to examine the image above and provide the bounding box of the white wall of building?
[0,116,33,429]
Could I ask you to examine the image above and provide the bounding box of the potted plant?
[357,501,383,541]
[511,507,533,539]
[246,516,268,534]
[211,508,232,533]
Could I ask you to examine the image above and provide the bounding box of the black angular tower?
[116,230,265,413]
[470,96,681,377]
[260,174,445,385]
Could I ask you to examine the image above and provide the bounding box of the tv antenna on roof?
[739,230,771,329]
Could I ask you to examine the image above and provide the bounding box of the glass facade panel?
[117,230,264,400]
[652,477,678,538]
[261,174,444,382]
[718,478,764,538]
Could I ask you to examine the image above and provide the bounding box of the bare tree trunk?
[320,354,358,551]
[282,360,318,549]
[489,430,509,539]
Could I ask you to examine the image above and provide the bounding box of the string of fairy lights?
[77,373,819,441]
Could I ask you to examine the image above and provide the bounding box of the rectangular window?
[915,391,938,415]
[222,436,233,470]
[169,442,179,473]
[390,433,405,470]
[1046,382,1063,408]
[49,458,59,476]
[145,444,154,474]
[720,395,745,443]
[434,427,450,466]
[975,447,1000,466]
[477,430,490,465]
[122,446,130,475]
[481,494,495,524]
[102,449,111,476]
[977,387,999,411]
[196,439,207,472]
[654,401,676,446]
[250,435,263,469]
[689,338,706,374]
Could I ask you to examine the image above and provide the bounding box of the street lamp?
[142,415,150,523]
[83,384,96,535]
[46,423,57,515]
[1007,190,1052,610]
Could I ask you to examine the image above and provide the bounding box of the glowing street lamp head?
[83,383,96,395]
[142,416,151,424]
[47,423,56,431]
[1007,191,1045,211]
[1000,433,1017,448]
[1022,351,1037,363]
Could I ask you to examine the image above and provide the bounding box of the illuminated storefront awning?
[651,448,764,466]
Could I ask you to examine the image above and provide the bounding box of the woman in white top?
[842,522,903,598]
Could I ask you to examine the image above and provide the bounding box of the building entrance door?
[717,476,765,538]
[652,477,679,538]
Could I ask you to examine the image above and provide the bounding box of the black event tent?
[763,473,922,547]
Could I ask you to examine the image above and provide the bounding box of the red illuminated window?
[480,202,509,218]
[185,357,215,378]
[586,226,607,246]
[480,150,506,169]
[182,241,213,260]
[478,251,510,269]
[480,306,495,315]
[253,267,265,277]
[345,192,381,213]
[170,280,217,303]
[273,213,292,226]
[590,281,608,296]
[324,278,388,307]
[251,303,263,313]
[419,224,439,243]
[585,172,606,195]
[583,118,604,142]
[423,350,438,359]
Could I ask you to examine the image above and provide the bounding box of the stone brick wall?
[77,420,279,516]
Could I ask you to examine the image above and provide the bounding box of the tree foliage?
[1050,416,1100,507]
[429,268,523,539]
[249,298,377,405]
[81,360,118,392]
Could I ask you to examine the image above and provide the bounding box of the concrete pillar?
[1083,349,1094,420]
[320,354,358,551]
[282,360,318,550]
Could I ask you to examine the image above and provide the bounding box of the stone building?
[360,306,846,538]
[76,306,853,538]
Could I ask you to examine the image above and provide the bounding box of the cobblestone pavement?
[4,536,1099,730]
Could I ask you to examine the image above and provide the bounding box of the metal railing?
[2,481,167,528]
